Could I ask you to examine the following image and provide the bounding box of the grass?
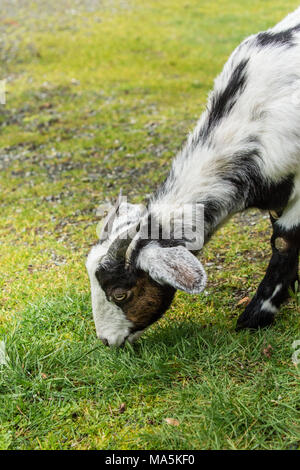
[0,0,299,450]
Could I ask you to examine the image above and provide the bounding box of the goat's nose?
[100,338,109,346]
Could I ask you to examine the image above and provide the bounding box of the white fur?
[261,299,278,314]
[277,170,300,230]
[86,244,134,347]
[260,283,282,313]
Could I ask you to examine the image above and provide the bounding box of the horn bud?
[98,189,124,243]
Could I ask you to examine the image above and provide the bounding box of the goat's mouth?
[127,329,145,344]
[99,330,145,348]
[99,336,127,347]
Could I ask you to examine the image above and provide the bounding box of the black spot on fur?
[250,174,294,211]
[220,150,294,211]
[96,260,137,294]
[202,149,294,242]
[256,24,300,48]
[199,59,249,142]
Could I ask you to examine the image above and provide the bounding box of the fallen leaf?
[262,344,273,358]
[39,102,52,110]
[164,418,180,426]
[147,418,155,425]
[119,403,126,414]
[237,296,250,307]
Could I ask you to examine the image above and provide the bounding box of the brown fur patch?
[121,273,174,329]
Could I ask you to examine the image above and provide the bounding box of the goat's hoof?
[236,300,275,331]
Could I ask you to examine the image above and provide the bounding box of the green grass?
[0,0,299,450]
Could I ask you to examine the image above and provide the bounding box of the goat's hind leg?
[236,212,300,330]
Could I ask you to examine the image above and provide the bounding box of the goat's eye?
[112,290,130,302]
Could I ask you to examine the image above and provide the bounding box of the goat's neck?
[150,188,244,248]
[150,147,250,247]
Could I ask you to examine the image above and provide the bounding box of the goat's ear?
[137,244,206,294]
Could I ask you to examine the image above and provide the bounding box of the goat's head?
[86,192,207,347]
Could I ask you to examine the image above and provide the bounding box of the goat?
[86,8,300,347]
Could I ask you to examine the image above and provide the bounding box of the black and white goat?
[87,8,300,347]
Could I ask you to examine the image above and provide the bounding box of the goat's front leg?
[236,213,299,330]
